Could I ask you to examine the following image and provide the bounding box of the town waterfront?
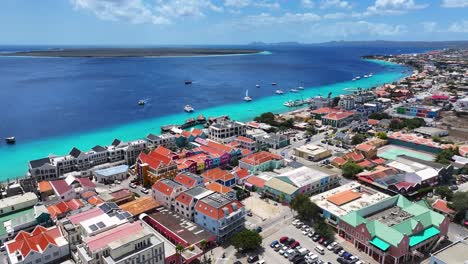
[0,46,414,180]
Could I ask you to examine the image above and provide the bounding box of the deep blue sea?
[0,45,432,179]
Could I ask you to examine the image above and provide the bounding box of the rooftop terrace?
[364,206,413,226]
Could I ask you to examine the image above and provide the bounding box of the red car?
[318,238,325,244]
[290,241,300,249]
[279,236,288,243]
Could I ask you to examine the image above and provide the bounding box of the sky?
[1,0,467,45]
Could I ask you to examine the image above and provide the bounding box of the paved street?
[447,222,468,242]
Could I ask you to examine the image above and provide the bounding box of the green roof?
[393,219,420,235]
[0,207,35,236]
[367,220,404,247]
[409,226,440,247]
[340,211,366,227]
[370,237,390,251]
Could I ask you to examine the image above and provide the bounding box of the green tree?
[200,240,208,263]
[342,162,364,178]
[449,191,468,222]
[368,112,390,120]
[278,193,286,202]
[230,229,263,252]
[351,134,365,145]
[175,244,185,264]
[291,194,320,222]
[313,221,335,240]
[376,132,388,140]
[435,186,454,201]
[436,147,459,165]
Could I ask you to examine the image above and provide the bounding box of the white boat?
[138,100,146,106]
[184,105,195,112]
[244,90,252,102]
[256,84,260,88]
[355,76,361,80]
[283,100,304,107]
[271,82,277,86]
[364,75,369,78]
[275,89,284,95]
[290,88,299,93]
[5,137,15,144]
[352,78,356,81]
[297,86,304,90]
[368,73,373,77]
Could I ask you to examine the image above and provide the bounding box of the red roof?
[38,181,52,193]
[367,119,379,126]
[50,179,72,196]
[311,107,340,115]
[233,167,250,179]
[85,222,144,252]
[6,226,63,258]
[331,157,347,166]
[394,181,416,190]
[240,151,282,166]
[236,136,255,144]
[246,176,266,189]
[138,150,173,169]
[175,192,193,206]
[356,143,375,153]
[205,182,233,195]
[343,152,365,162]
[88,196,104,205]
[173,173,197,188]
[152,180,175,196]
[323,111,354,121]
[432,199,455,215]
[47,199,85,218]
[196,199,243,220]
[206,140,234,154]
[81,191,97,199]
[76,177,96,189]
[202,168,235,182]
[110,189,133,201]
[357,160,374,168]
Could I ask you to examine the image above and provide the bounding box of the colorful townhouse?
[173,172,205,189]
[338,195,449,264]
[202,168,236,187]
[136,146,178,187]
[175,128,206,147]
[152,179,187,210]
[395,105,441,119]
[174,186,213,221]
[233,136,257,151]
[194,192,245,242]
[238,151,284,173]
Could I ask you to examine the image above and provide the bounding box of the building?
[205,182,236,199]
[338,95,355,110]
[94,165,128,184]
[430,236,468,264]
[309,96,331,109]
[233,136,256,151]
[310,182,390,226]
[356,143,378,159]
[194,192,245,242]
[254,133,289,149]
[293,144,332,161]
[105,189,135,205]
[395,104,441,118]
[136,146,178,187]
[0,193,38,216]
[338,195,450,264]
[49,176,96,201]
[431,199,456,218]
[77,221,165,264]
[173,172,204,189]
[238,151,284,173]
[202,168,236,187]
[5,225,69,264]
[118,197,161,217]
[0,205,52,243]
[263,166,339,202]
[387,132,454,154]
[322,111,354,128]
[414,127,449,137]
[152,179,186,210]
[147,133,177,149]
[28,157,58,181]
[47,199,84,219]
[174,186,213,220]
[208,120,247,144]
[78,203,132,238]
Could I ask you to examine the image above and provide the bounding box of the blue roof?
[95,165,129,177]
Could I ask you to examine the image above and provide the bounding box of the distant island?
[2,48,262,58]
[248,40,468,48]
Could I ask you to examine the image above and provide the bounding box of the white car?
[279,249,285,255]
[292,219,300,225]
[355,261,364,264]
[327,242,338,250]
[302,230,309,235]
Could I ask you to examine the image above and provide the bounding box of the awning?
[370,237,390,251]
[409,226,440,247]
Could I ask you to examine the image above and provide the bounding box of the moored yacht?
[184,105,195,112]
[290,88,299,93]
[138,100,146,106]
[256,84,260,88]
[364,75,369,78]
[5,137,15,144]
[297,86,304,90]
[271,82,277,86]
[244,90,252,102]
[275,89,284,95]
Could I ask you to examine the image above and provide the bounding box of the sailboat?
[244,90,252,102]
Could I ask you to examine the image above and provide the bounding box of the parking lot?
[243,194,290,221]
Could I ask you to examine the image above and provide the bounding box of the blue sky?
[1,0,467,45]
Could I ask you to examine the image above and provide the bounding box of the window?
[53,251,59,257]
[35,259,41,263]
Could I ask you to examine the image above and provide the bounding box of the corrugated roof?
[119,197,160,216]
[265,178,297,195]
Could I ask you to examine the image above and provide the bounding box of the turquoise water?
[0,59,408,180]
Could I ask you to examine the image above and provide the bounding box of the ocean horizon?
[0,45,422,180]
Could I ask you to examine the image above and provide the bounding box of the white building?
[208,120,247,143]
[77,221,165,264]
[0,193,38,216]
[174,186,213,220]
[152,179,187,210]
[147,133,177,149]
[5,225,69,264]
[94,165,128,184]
[338,95,355,110]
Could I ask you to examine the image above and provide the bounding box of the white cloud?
[224,0,250,8]
[319,21,406,37]
[239,12,321,27]
[301,0,315,8]
[320,0,351,9]
[224,0,280,10]
[254,1,281,10]
[323,12,347,19]
[448,20,468,32]
[366,0,428,15]
[71,0,222,25]
[441,0,468,7]
[421,21,438,32]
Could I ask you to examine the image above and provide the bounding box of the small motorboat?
[364,75,369,78]
[185,80,192,85]
[244,90,252,102]
[271,82,277,86]
[290,88,299,93]
[184,105,195,112]
[275,90,284,95]
[355,76,361,80]
[138,100,146,106]
[5,137,15,144]
[297,86,304,90]
[256,84,260,88]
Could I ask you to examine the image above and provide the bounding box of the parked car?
[286,238,296,245]
[322,240,331,246]
[333,246,343,254]
[290,241,300,249]
[129,183,137,189]
[312,235,321,242]
[302,230,309,235]
[338,250,345,256]
[318,237,325,244]
[247,255,259,263]
[141,188,149,194]
[247,211,253,216]
[279,236,288,243]
[274,244,282,251]
[270,240,279,248]
[327,242,338,250]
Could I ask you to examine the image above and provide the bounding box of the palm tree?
[176,244,185,264]
[200,240,208,263]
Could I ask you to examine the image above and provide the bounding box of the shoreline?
[0,48,262,58]
[0,58,410,182]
